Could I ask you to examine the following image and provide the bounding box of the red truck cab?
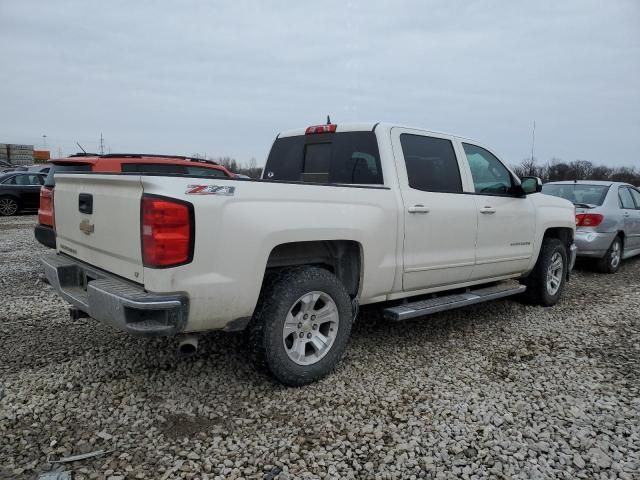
[35,154,233,249]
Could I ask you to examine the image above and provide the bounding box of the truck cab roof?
[278,122,488,147]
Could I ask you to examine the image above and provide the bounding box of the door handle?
[480,206,496,214]
[623,211,630,217]
[408,205,430,214]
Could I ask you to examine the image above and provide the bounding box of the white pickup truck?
[42,122,577,385]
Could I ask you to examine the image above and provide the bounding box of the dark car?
[0,172,46,216]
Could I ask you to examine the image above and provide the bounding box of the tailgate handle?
[79,193,93,214]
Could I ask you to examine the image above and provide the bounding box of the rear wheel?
[0,197,19,216]
[522,238,568,306]
[596,236,622,274]
[249,266,353,386]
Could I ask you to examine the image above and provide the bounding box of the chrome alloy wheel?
[0,198,18,216]
[546,252,564,296]
[610,239,621,269]
[282,291,339,366]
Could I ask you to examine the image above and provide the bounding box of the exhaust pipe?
[178,334,199,356]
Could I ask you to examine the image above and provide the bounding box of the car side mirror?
[520,176,542,194]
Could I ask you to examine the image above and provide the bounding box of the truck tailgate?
[53,174,144,283]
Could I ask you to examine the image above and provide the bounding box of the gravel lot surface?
[1,214,639,480]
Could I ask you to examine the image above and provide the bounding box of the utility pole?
[100,133,105,155]
[530,120,536,165]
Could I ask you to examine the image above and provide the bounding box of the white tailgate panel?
[54,174,144,283]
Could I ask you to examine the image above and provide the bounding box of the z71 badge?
[185,185,236,196]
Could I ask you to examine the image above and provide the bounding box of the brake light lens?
[141,196,193,267]
[305,124,337,134]
[38,186,55,227]
[575,213,604,227]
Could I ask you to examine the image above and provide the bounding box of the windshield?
[541,183,609,206]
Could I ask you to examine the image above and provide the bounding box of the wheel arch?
[543,227,574,251]
[525,226,574,279]
[0,193,20,200]
[265,240,363,298]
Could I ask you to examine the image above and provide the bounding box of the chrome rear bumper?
[42,254,188,336]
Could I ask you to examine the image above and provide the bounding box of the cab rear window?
[264,132,383,185]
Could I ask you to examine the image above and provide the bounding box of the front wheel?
[249,266,353,386]
[0,197,19,216]
[522,238,568,306]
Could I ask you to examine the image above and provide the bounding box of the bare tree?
[513,157,640,185]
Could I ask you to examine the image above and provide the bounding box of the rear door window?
[28,174,44,185]
[619,187,635,209]
[400,134,462,193]
[15,174,35,185]
[629,188,640,209]
[264,132,383,185]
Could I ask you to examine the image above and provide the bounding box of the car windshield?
[541,183,609,206]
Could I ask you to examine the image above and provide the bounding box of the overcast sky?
[1,0,638,167]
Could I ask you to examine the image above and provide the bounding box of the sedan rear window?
[264,132,383,185]
[541,184,609,206]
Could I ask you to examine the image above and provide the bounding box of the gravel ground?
[1,214,639,480]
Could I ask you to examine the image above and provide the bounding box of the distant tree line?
[192,152,640,185]
[191,154,263,178]
[512,158,640,185]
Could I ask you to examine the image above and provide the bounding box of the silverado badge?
[79,219,95,235]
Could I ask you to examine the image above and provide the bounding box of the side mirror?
[520,176,542,194]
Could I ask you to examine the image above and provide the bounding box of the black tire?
[0,196,19,216]
[596,236,622,274]
[522,238,568,307]
[249,266,353,386]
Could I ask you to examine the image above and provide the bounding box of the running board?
[384,281,526,321]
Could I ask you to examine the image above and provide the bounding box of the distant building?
[0,143,36,165]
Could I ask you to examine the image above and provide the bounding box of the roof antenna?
[326,115,331,125]
[76,142,87,154]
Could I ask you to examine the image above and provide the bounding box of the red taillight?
[141,196,193,267]
[305,124,337,134]
[38,186,55,227]
[575,213,603,227]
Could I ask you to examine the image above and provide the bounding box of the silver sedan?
[541,181,640,273]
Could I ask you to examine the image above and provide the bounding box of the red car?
[35,154,233,249]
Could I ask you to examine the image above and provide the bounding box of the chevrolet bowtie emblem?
[79,219,95,235]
